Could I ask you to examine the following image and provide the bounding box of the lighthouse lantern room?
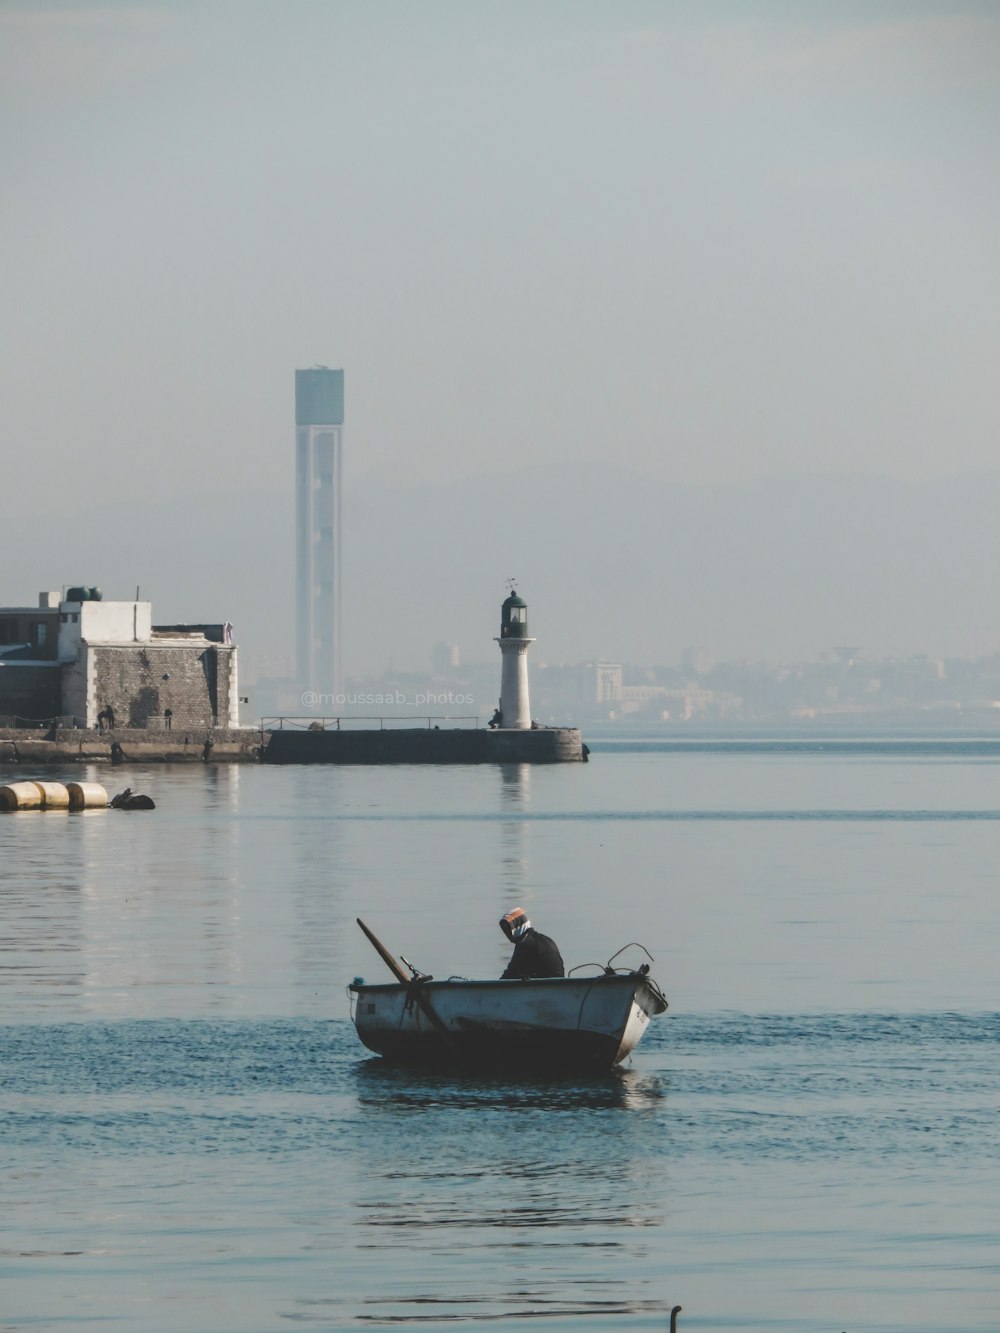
[495,588,535,729]
[500,592,528,638]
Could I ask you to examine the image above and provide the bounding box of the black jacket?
[501,928,565,979]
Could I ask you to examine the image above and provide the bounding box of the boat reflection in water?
[353,1058,667,1114]
[347,1061,673,1328]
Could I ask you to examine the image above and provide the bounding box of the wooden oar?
[356,917,409,983]
[356,918,458,1050]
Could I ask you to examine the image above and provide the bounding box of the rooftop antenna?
[506,576,517,594]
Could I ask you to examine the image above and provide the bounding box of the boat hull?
[349,973,667,1071]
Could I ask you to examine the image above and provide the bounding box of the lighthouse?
[495,588,535,729]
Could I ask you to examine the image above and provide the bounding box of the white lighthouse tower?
[495,588,534,729]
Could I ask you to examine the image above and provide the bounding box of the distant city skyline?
[8,463,1000,685]
[250,628,1000,730]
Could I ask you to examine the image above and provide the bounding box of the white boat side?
[349,971,668,1070]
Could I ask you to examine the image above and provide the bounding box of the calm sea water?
[2,742,999,1331]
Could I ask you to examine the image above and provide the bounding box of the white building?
[596,661,623,703]
[0,588,238,730]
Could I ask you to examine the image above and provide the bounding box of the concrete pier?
[0,727,261,766]
[261,726,586,765]
[0,725,587,766]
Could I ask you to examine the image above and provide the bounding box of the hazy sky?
[4,1,998,502]
[3,2,1000,675]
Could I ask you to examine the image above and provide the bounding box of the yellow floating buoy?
[66,782,109,810]
[1,779,108,811]
[31,781,71,809]
[0,782,44,811]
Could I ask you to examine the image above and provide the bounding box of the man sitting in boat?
[499,907,565,979]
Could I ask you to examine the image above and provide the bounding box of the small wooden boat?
[350,919,669,1072]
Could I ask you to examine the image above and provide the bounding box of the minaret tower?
[295,366,344,695]
[495,587,535,729]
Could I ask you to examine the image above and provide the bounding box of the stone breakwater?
[261,726,587,764]
[0,727,261,765]
[0,726,588,766]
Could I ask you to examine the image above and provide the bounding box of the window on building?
[35,623,47,647]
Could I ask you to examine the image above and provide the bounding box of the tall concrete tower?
[295,367,344,695]
[495,589,534,729]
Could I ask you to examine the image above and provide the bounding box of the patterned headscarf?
[500,907,531,942]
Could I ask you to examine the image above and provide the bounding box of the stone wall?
[0,726,261,765]
[79,643,238,729]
